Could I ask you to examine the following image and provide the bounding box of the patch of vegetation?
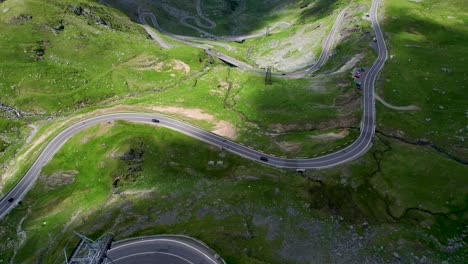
[377,0,468,155]
[0,117,27,175]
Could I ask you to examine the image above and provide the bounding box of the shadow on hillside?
[95,0,345,37]
[298,0,342,24]
[375,6,468,149]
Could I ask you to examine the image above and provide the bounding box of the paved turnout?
[0,3,387,263]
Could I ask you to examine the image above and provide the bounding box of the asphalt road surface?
[0,0,387,261]
[105,235,224,264]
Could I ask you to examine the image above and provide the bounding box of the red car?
[354,75,360,78]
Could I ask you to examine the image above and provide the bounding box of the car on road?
[354,75,360,78]
[8,197,14,202]
[151,119,160,123]
[260,156,269,162]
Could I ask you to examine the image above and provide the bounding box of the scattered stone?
[72,5,83,16]
[340,177,347,185]
[120,148,144,163]
[420,256,428,263]
[67,4,109,27]
[216,160,224,166]
[392,252,401,260]
[8,14,32,24]
[362,222,369,229]
[53,21,65,31]
[41,170,78,190]
[208,160,215,165]
[440,67,451,73]
[417,138,430,144]
[95,16,107,26]
[33,46,45,61]
[0,103,23,117]
[425,118,431,122]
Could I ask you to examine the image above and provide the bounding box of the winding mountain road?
[0,2,387,262]
[0,0,386,219]
[139,5,345,77]
[140,0,291,43]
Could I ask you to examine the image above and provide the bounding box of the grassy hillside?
[0,0,372,186]
[1,122,466,263]
[0,0,202,182]
[0,0,466,263]
[0,0,206,114]
[377,0,468,156]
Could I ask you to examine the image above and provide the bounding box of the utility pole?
[265,66,273,85]
[64,232,114,264]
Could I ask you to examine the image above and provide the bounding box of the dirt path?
[25,124,38,144]
[138,12,173,49]
[375,94,419,111]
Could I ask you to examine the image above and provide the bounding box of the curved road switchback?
[139,6,347,78]
[0,6,387,260]
[106,235,224,264]
[205,7,348,78]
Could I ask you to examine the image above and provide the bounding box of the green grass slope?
[377,0,468,156]
[0,0,205,114]
[0,0,372,183]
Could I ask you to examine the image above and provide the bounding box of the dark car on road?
[260,156,269,162]
[151,119,160,123]
[8,197,14,202]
